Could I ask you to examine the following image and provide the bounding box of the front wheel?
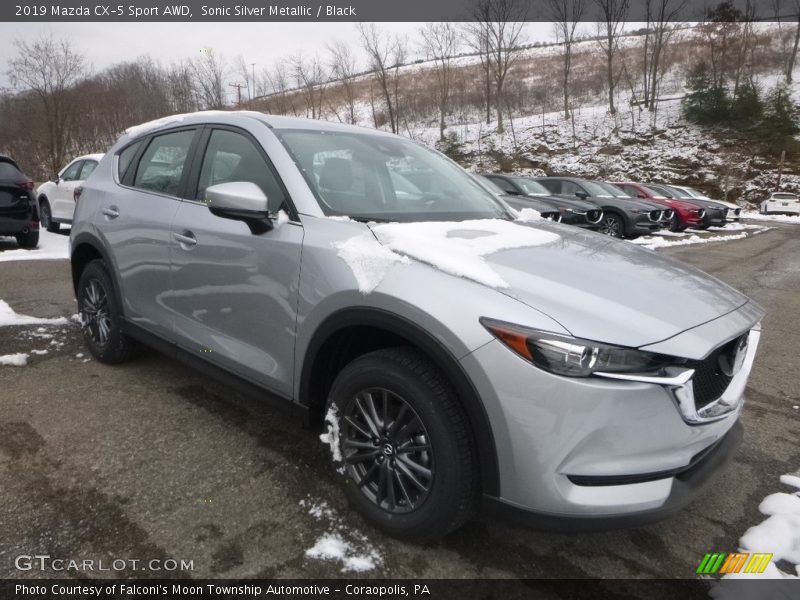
[667,213,682,232]
[77,260,138,364]
[598,213,625,238]
[323,348,477,542]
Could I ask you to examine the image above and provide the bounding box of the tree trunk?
[607,53,616,114]
[563,44,571,119]
[788,16,800,83]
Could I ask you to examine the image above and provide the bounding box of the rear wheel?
[77,260,138,364]
[39,199,60,233]
[15,230,39,248]
[323,347,477,542]
[598,212,625,238]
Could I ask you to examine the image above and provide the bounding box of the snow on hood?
[332,219,560,294]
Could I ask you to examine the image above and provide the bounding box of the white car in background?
[36,153,104,232]
[669,184,742,221]
[760,191,800,215]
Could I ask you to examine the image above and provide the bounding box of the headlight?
[480,318,683,377]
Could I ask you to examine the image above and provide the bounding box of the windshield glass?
[597,182,631,197]
[646,183,679,198]
[511,177,552,196]
[274,129,509,222]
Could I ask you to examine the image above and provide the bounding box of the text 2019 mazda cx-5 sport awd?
[70,112,763,541]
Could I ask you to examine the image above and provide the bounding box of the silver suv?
[70,112,763,542]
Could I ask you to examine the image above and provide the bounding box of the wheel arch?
[299,307,500,497]
[70,233,123,313]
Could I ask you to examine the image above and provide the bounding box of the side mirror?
[637,193,646,199]
[575,191,589,200]
[50,174,60,184]
[206,181,273,234]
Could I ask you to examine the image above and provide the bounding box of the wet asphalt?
[0,222,798,580]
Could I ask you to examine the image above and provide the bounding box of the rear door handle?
[101,206,119,219]
[173,231,197,247]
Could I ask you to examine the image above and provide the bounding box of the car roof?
[122,110,398,142]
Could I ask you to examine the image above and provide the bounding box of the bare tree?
[786,1,800,82]
[233,54,253,105]
[548,0,587,119]
[642,0,687,110]
[262,63,293,115]
[359,23,405,133]
[463,21,493,124]
[472,0,528,132]
[594,0,630,115]
[7,35,86,174]
[420,23,461,140]
[291,53,327,119]
[192,47,227,109]
[328,41,359,124]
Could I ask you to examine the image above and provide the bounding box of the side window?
[197,129,286,211]
[133,130,195,196]
[61,161,83,182]
[488,177,516,194]
[79,160,98,180]
[118,141,142,182]
[560,181,581,197]
[539,180,561,194]
[620,185,639,197]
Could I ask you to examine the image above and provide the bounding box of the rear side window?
[61,161,83,182]
[196,129,286,211]
[118,142,141,181]
[133,130,195,196]
[80,160,98,180]
[0,160,22,179]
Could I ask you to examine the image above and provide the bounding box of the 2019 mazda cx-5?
[70,112,763,541]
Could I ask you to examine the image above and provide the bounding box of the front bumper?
[462,323,759,524]
[631,212,662,234]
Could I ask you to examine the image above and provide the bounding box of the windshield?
[597,182,631,198]
[646,183,679,198]
[274,129,509,222]
[579,180,616,197]
[511,177,552,196]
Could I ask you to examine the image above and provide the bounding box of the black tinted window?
[133,130,195,196]
[197,129,286,211]
[538,180,560,194]
[0,160,22,179]
[118,142,141,181]
[488,176,516,194]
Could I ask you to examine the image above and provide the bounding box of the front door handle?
[173,231,197,248]
[101,206,119,219]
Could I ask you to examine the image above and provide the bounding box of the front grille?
[687,334,746,409]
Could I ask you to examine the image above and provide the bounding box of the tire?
[39,199,60,233]
[667,213,681,232]
[15,229,39,248]
[323,347,477,542]
[598,212,625,238]
[76,260,138,364]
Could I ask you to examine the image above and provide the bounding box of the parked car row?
[478,173,744,239]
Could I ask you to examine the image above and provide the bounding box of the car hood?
[480,222,749,349]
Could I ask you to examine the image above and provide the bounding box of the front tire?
[598,213,625,238]
[323,347,477,542]
[77,260,138,364]
[667,213,681,232]
[39,199,60,233]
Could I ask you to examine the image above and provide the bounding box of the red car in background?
[611,181,705,232]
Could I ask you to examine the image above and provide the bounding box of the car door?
[97,128,200,339]
[166,126,303,398]
[51,160,83,220]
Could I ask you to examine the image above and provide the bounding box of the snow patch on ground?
[319,405,342,462]
[0,353,29,366]
[631,232,749,250]
[742,211,800,224]
[0,230,69,263]
[0,300,69,327]
[724,474,800,579]
[300,496,383,573]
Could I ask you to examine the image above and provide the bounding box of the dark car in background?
[647,183,728,229]
[475,175,561,221]
[0,155,39,248]
[612,181,705,232]
[479,173,603,229]
[535,177,667,239]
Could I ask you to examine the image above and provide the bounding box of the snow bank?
[631,232,749,250]
[334,219,559,294]
[742,211,800,225]
[0,353,29,366]
[724,474,800,579]
[0,300,68,327]
[0,230,69,263]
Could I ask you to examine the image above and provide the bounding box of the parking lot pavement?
[0,223,798,579]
